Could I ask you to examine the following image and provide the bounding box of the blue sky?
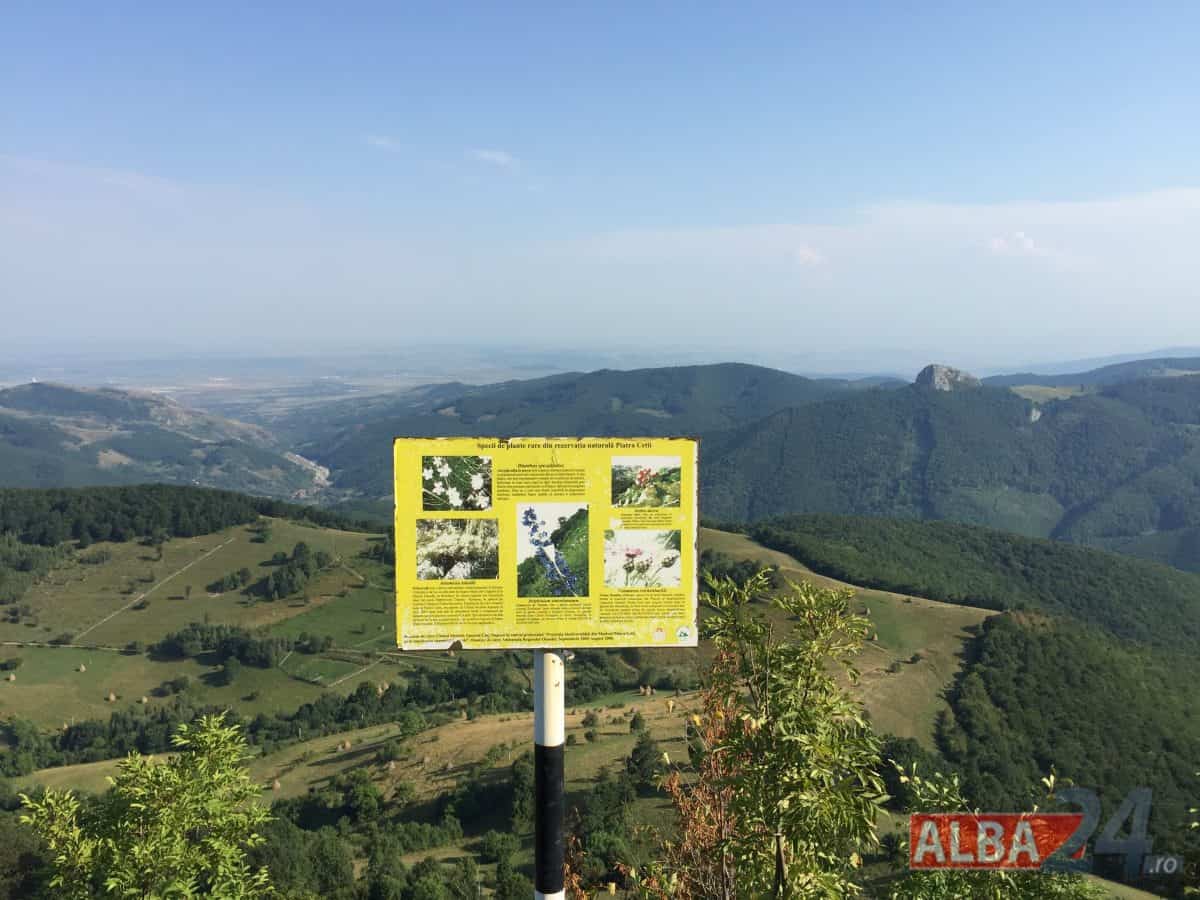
[3,2,1199,371]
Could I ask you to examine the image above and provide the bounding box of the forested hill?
[748,515,1200,847]
[699,374,1200,567]
[0,484,373,548]
[748,514,1200,650]
[289,363,894,496]
[0,383,325,499]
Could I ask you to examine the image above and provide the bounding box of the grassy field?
[0,518,384,726]
[1009,384,1088,403]
[265,556,394,651]
[700,528,991,744]
[0,641,374,728]
[0,518,374,647]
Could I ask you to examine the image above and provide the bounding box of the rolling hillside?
[285,363,896,496]
[270,359,1200,571]
[7,514,1182,897]
[0,382,329,499]
[745,515,1200,855]
[984,354,1200,388]
[700,373,1200,562]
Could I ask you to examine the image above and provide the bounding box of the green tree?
[510,752,535,834]
[0,810,48,898]
[218,657,242,686]
[480,829,520,864]
[20,712,273,899]
[626,730,662,794]
[444,856,480,899]
[493,857,532,900]
[636,571,886,898]
[308,829,354,897]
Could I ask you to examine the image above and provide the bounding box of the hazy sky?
[3,3,1199,371]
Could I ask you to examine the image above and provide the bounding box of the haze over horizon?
[4,4,1199,366]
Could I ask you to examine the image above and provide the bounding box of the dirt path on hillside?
[73,537,235,642]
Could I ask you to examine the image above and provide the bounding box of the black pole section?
[535,743,565,894]
[534,650,566,899]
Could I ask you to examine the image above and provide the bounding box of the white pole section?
[534,649,566,900]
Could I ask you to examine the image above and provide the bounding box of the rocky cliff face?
[915,364,981,392]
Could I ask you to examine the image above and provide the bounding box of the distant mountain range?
[0,382,328,499]
[5,355,1200,572]
[279,363,903,495]
[281,357,1200,572]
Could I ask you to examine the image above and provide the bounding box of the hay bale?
[5,673,15,682]
[106,691,117,702]
[78,664,87,673]
[272,779,281,791]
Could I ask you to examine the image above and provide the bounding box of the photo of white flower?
[415,519,499,580]
[422,455,492,511]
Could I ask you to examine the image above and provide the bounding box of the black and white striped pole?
[534,649,566,900]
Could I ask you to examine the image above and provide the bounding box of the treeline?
[255,541,333,600]
[938,614,1200,848]
[362,528,395,565]
[0,656,529,775]
[0,484,375,548]
[207,567,253,594]
[0,533,67,604]
[751,514,1200,650]
[251,820,484,900]
[699,547,780,588]
[153,623,293,668]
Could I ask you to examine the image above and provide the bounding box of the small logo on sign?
[676,626,691,641]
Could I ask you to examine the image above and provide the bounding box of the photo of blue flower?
[516,502,589,597]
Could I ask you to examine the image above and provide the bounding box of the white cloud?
[794,245,824,266]
[468,148,518,169]
[364,134,402,152]
[987,230,1048,257]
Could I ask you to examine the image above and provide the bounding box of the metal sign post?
[534,649,566,899]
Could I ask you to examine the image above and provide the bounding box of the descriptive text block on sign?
[394,436,699,650]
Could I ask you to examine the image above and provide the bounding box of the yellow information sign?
[393,437,699,650]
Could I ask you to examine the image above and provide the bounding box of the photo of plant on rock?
[604,529,682,588]
[422,455,492,511]
[611,456,682,507]
[415,519,499,579]
[516,503,589,597]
